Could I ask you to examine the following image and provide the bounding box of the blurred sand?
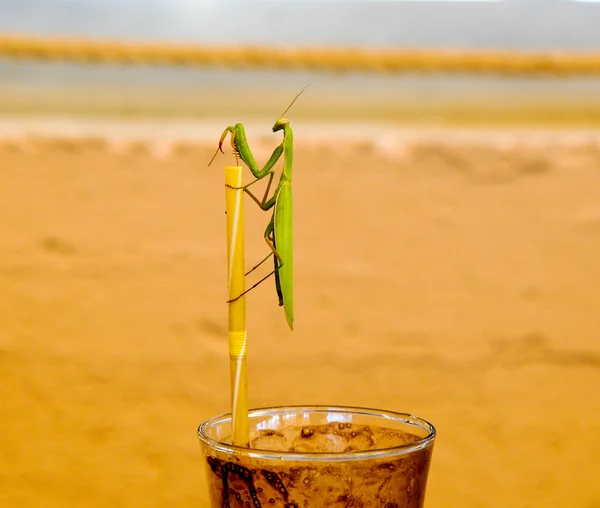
[1,121,600,507]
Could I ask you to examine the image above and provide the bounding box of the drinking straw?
[224,165,249,446]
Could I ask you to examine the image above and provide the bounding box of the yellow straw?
[224,165,249,447]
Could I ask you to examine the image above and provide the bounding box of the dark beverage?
[199,406,435,507]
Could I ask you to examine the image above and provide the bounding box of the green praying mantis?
[209,86,308,331]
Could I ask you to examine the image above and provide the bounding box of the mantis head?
[272,118,289,132]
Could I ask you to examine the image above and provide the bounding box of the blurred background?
[3,0,600,122]
[1,1,600,507]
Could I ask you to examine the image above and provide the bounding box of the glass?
[198,405,436,507]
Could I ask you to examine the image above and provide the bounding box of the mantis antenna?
[278,84,310,119]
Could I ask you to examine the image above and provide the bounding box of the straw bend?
[229,331,248,357]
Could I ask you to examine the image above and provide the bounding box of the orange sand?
[1,123,599,507]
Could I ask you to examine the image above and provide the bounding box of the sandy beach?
[1,121,600,507]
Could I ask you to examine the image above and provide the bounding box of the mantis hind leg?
[244,251,272,277]
[227,265,278,304]
[263,216,283,266]
[245,215,280,274]
[226,216,283,305]
[263,217,284,307]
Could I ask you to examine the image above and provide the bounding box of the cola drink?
[198,406,435,507]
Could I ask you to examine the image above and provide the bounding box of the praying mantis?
[209,86,308,331]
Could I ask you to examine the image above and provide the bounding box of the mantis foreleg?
[238,138,284,180]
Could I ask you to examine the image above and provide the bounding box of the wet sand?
[1,122,600,507]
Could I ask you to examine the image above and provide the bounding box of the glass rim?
[198,405,436,462]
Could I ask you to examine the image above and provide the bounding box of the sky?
[1,0,600,50]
